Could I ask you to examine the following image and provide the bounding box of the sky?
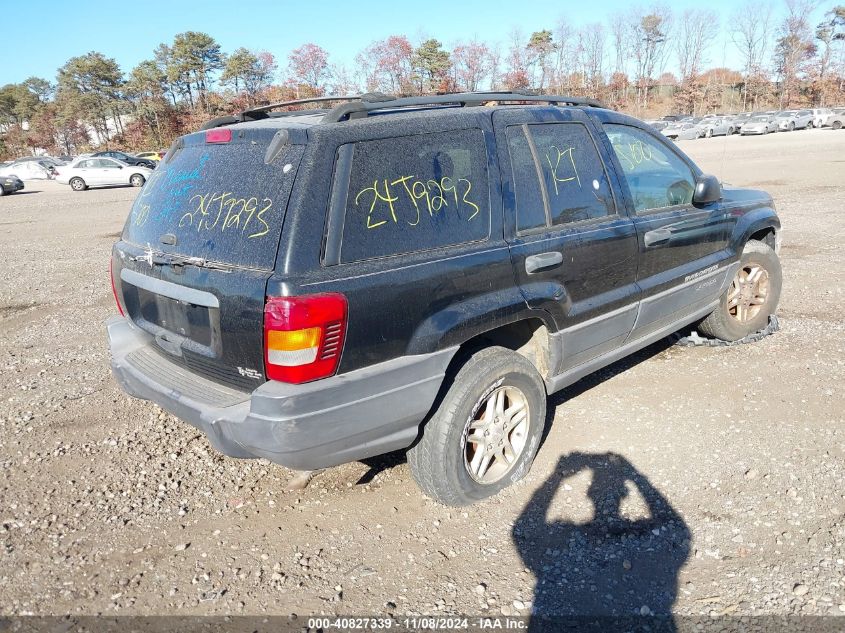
[0,0,819,87]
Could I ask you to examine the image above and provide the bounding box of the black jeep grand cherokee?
[108,92,782,506]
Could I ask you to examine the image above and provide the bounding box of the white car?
[0,160,54,180]
[55,157,152,191]
[810,108,833,128]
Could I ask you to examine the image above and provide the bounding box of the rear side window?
[123,136,302,270]
[505,122,615,233]
[528,123,615,226]
[336,129,490,263]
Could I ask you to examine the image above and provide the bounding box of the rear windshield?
[123,134,302,270]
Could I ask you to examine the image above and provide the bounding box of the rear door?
[97,158,124,185]
[494,108,640,371]
[113,127,304,390]
[593,113,734,340]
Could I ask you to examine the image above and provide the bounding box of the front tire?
[699,240,782,341]
[130,174,146,187]
[70,177,87,191]
[408,347,547,506]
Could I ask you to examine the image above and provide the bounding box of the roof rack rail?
[240,94,390,120]
[323,91,605,123]
[200,91,605,131]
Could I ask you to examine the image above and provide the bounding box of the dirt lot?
[1,129,844,620]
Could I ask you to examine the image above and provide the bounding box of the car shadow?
[512,451,691,632]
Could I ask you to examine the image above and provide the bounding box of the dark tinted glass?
[123,138,302,270]
[527,123,615,226]
[339,129,490,263]
[506,126,546,232]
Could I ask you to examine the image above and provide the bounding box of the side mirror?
[692,174,721,206]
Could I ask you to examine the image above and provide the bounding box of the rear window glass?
[123,136,301,270]
[337,129,490,263]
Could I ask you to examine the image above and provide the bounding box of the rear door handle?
[644,227,672,247]
[525,251,563,274]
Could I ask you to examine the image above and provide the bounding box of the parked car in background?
[0,160,54,180]
[730,113,754,128]
[824,108,845,130]
[136,151,166,161]
[55,157,152,191]
[644,119,669,132]
[662,121,701,140]
[741,115,778,135]
[809,108,833,128]
[696,116,736,137]
[92,151,156,169]
[777,110,814,131]
[0,175,25,196]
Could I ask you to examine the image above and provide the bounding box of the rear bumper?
[107,316,455,470]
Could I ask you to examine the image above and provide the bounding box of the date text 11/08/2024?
[307,616,529,630]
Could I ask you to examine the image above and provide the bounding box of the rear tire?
[698,240,782,341]
[130,174,146,187]
[833,121,842,130]
[0,186,6,196]
[70,177,87,192]
[807,121,814,129]
[408,346,547,506]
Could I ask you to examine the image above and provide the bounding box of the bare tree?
[552,20,575,93]
[730,1,774,110]
[773,0,817,107]
[578,24,606,98]
[675,9,719,114]
[629,6,673,111]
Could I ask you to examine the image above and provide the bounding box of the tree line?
[1,0,843,159]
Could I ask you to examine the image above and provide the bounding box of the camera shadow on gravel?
[512,451,691,632]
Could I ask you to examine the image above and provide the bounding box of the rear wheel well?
[451,319,551,380]
[749,227,777,250]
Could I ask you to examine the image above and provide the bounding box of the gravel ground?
[0,129,843,619]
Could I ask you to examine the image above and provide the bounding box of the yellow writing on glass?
[179,192,273,239]
[613,140,654,172]
[132,203,151,227]
[354,175,480,230]
[545,145,582,195]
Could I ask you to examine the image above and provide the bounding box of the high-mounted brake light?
[110,258,124,316]
[264,294,347,384]
[205,128,232,143]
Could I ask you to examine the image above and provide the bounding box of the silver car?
[696,116,736,137]
[662,121,701,140]
[776,110,814,131]
[740,115,778,135]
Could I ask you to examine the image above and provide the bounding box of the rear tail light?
[110,258,124,316]
[264,294,347,384]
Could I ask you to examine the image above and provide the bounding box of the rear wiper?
[129,248,232,272]
[167,254,233,272]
